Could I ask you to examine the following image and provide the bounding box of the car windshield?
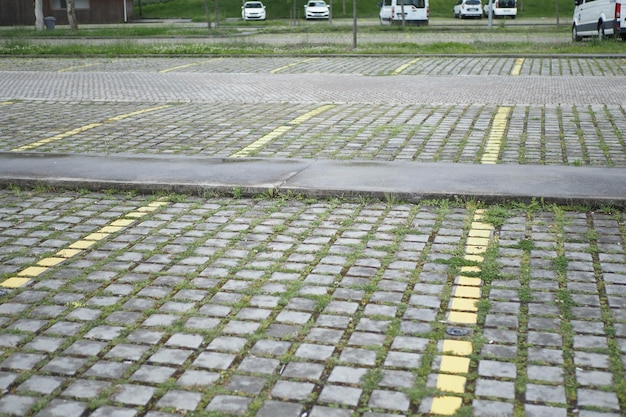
[499,0,515,7]
[400,0,426,8]
[309,2,326,6]
[245,2,262,8]
[466,0,480,4]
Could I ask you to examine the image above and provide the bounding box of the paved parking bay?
[0,54,625,417]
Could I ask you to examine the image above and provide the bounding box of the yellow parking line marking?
[431,397,464,415]
[158,59,219,74]
[270,58,318,74]
[0,101,14,106]
[431,209,495,415]
[392,58,420,75]
[232,104,335,158]
[510,57,524,76]
[436,374,466,394]
[105,105,171,122]
[1,278,32,288]
[58,63,101,72]
[481,106,511,164]
[10,105,170,152]
[0,200,170,289]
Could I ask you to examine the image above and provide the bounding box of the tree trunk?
[67,0,79,30]
[34,0,45,31]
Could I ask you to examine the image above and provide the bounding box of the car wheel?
[572,25,582,42]
[598,23,605,41]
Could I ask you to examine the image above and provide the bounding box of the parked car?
[378,0,429,25]
[454,0,483,18]
[242,1,266,20]
[304,1,330,19]
[483,0,517,18]
[572,0,626,41]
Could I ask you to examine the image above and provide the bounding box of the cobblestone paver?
[0,190,624,416]
[1,99,624,166]
[1,56,626,76]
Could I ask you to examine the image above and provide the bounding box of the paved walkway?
[0,55,625,417]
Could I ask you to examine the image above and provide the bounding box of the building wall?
[0,0,134,26]
[0,0,35,25]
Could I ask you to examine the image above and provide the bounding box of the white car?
[572,0,626,41]
[304,1,330,20]
[483,0,517,18]
[242,1,266,20]
[454,0,483,19]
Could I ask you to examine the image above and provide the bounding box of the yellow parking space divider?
[18,266,49,277]
[391,58,421,75]
[0,200,170,289]
[510,58,524,76]
[481,106,511,164]
[0,101,14,106]
[1,277,32,288]
[431,396,464,415]
[37,257,66,267]
[392,58,421,75]
[232,104,335,158]
[10,105,170,152]
[58,63,102,72]
[431,209,494,415]
[69,240,97,250]
[158,59,219,73]
[270,58,318,74]
[440,355,471,374]
[436,374,466,394]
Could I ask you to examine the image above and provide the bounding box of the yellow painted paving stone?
[84,232,110,241]
[137,206,158,212]
[37,257,66,267]
[56,248,82,258]
[472,221,493,230]
[18,266,48,277]
[463,254,484,263]
[126,212,147,218]
[98,226,124,233]
[436,374,467,394]
[468,228,491,238]
[466,245,487,255]
[460,265,481,273]
[450,297,478,312]
[431,396,463,415]
[111,219,135,227]
[466,236,490,247]
[442,339,473,356]
[448,311,477,324]
[456,276,482,287]
[1,277,31,288]
[69,240,96,249]
[453,285,481,299]
[440,355,471,374]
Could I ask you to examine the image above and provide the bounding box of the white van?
[379,0,429,26]
[483,0,517,18]
[572,0,626,41]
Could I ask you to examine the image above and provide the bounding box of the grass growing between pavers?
[0,187,624,416]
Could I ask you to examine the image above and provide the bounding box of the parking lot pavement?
[0,189,625,417]
[0,55,625,416]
